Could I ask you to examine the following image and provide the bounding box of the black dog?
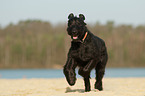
[63,13,108,92]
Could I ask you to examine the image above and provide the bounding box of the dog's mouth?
[72,36,82,42]
[72,36,78,40]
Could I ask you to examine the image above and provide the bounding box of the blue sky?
[0,0,145,27]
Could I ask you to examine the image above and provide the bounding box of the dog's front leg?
[78,60,97,92]
[78,67,91,92]
[63,57,77,86]
[79,60,96,77]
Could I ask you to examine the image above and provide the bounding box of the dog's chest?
[70,43,95,61]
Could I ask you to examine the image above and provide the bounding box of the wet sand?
[0,78,145,96]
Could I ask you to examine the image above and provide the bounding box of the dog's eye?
[68,22,73,26]
[68,21,74,26]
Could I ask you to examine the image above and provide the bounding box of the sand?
[0,78,145,96]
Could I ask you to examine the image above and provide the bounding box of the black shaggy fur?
[63,13,108,92]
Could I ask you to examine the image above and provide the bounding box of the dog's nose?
[72,28,77,34]
[72,31,77,34]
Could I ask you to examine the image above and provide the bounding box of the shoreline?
[0,78,145,96]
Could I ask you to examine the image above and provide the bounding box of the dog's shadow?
[65,87,85,93]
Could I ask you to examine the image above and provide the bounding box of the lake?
[0,68,145,79]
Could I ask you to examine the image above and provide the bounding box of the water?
[0,68,145,79]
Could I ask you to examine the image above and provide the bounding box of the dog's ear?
[68,13,74,19]
[79,14,85,20]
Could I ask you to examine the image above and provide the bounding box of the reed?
[0,20,144,68]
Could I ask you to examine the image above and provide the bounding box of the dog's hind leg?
[63,58,77,86]
[95,54,108,91]
[94,62,104,91]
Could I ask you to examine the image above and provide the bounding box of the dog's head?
[67,13,87,42]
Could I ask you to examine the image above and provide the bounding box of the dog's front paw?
[67,71,76,86]
[64,69,76,86]
[94,82,103,91]
[85,86,91,92]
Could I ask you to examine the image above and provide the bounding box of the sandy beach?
[0,78,145,96]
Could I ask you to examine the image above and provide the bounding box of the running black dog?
[63,13,108,92]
